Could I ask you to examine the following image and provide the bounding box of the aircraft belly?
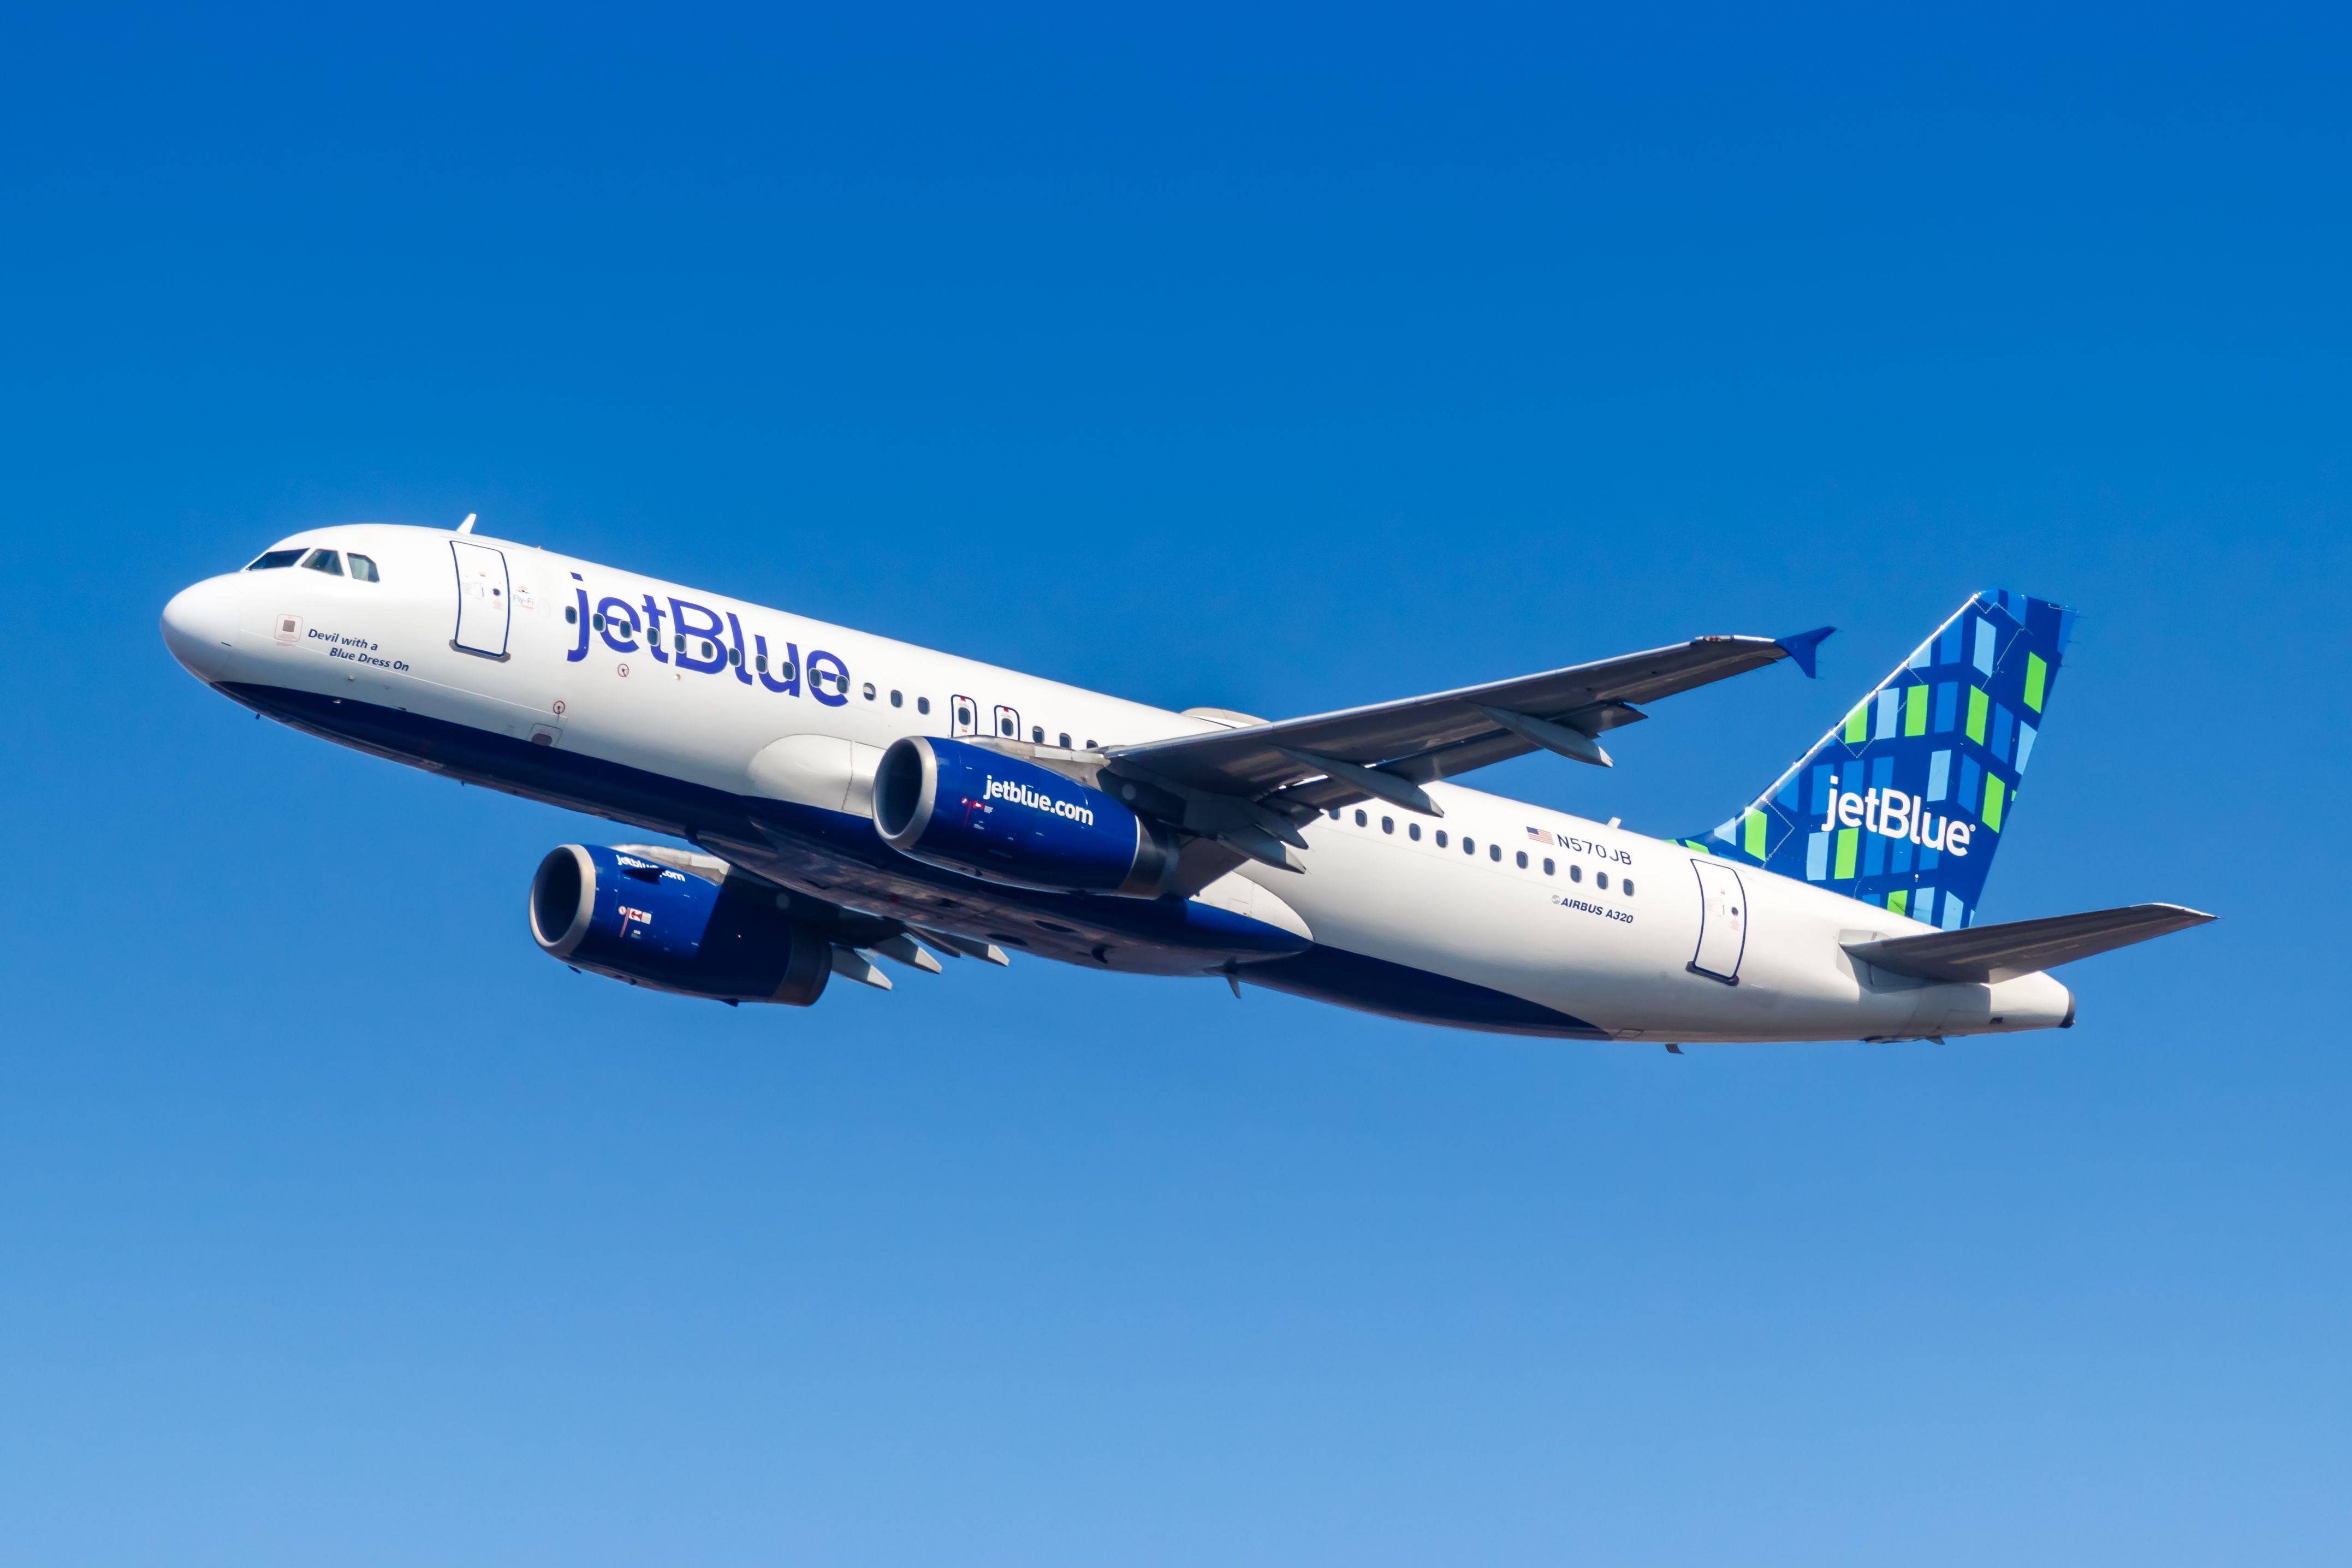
[223,682,1315,976]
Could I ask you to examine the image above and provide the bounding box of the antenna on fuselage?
[456,513,478,534]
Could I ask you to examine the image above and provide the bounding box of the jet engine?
[529,844,832,1003]
[872,736,1178,896]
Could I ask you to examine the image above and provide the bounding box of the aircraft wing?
[1844,903,2216,984]
[1096,628,1831,868]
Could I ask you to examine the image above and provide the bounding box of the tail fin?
[1682,590,2077,929]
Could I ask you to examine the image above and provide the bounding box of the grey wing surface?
[1104,633,1816,817]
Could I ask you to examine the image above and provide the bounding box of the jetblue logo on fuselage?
[984,776,1095,825]
[565,577,851,708]
[1820,780,1973,857]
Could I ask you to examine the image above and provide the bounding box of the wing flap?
[1844,903,2216,984]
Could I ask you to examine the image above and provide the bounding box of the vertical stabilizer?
[1682,591,2076,928]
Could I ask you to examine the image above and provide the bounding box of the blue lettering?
[566,589,591,662]
[806,649,850,707]
[754,634,799,695]
[669,599,728,674]
[641,596,668,664]
[596,597,640,653]
[724,613,755,686]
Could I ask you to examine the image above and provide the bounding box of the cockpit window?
[246,549,306,571]
[301,548,344,576]
[346,553,379,583]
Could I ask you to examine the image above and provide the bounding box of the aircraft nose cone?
[161,577,238,681]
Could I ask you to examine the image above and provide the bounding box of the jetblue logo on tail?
[1818,780,1974,857]
[1685,590,2075,929]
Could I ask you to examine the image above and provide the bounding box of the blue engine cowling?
[872,736,1179,896]
[528,845,831,1004]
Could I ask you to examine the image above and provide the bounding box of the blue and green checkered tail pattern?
[1680,591,2077,930]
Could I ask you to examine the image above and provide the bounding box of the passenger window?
[1570,864,1583,882]
[566,605,578,623]
[701,640,715,660]
[918,697,931,715]
[865,683,877,701]
[1435,830,1448,847]
[755,654,765,672]
[892,690,904,708]
[1489,844,1501,862]
[1058,732,1071,748]
[1543,858,1554,875]
[1032,724,1044,743]
[1381,816,1394,834]
[729,648,742,667]
[1516,850,1528,868]
[1463,838,1475,855]
[347,554,379,582]
[246,548,306,570]
[1085,738,1096,750]
[301,548,343,575]
[1623,879,1636,896]
[1597,872,1609,891]
[1329,809,1341,821]
[1354,809,1368,827]
[1409,822,1421,841]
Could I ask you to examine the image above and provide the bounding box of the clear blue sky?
[3,4,2347,1563]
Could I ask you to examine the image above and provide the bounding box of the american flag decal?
[1527,827,1552,844]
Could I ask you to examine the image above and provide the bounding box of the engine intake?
[872,736,1178,897]
[529,844,831,1004]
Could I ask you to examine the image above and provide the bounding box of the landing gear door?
[450,540,512,660]
[1688,861,1749,984]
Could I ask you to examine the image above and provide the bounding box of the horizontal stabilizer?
[1844,902,2215,984]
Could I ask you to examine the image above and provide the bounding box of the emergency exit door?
[450,540,512,659]
[1689,860,1749,984]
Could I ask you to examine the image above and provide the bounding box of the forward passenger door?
[449,541,512,659]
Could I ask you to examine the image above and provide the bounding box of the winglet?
[1773,625,1835,679]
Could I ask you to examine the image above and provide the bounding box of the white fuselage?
[161,524,2072,1042]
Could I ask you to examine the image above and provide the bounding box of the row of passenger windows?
[562,630,1102,741]
[949,702,1095,749]
[1329,807,1635,895]
[248,547,380,582]
[567,605,1109,742]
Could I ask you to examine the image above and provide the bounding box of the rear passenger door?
[1688,861,1749,984]
[450,541,511,659]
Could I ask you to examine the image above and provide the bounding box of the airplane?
[158,518,2212,1045]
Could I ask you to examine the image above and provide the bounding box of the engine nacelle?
[873,736,1178,896]
[528,844,831,1004]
